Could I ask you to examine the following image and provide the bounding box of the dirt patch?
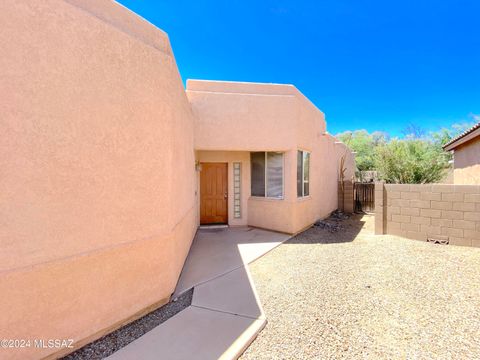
[241,214,480,359]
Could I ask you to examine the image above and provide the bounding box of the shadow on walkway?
[287,213,366,245]
[107,227,289,360]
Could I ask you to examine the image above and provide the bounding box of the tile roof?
[443,121,480,150]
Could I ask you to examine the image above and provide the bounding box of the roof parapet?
[186,79,297,96]
[65,0,171,55]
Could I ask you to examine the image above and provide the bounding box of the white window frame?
[298,150,311,198]
[251,151,284,200]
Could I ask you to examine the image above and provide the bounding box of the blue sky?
[117,0,480,136]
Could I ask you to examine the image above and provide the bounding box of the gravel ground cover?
[63,288,193,360]
[241,214,480,359]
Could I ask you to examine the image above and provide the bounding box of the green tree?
[430,122,476,147]
[336,130,387,171]
[375,139,449,184]
[337,120,476,184]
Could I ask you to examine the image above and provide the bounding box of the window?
[251,152,265,197]
[251,152,284,198]
[297,150,310,197]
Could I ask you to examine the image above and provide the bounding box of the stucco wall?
[187,83,297,152]
[334,140,356,181]
[453,138,480,185]
[248,150,299,233]
[187,80,355,234]
[0,1,196,359]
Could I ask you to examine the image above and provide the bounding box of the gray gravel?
[63,288,193,360]
[241,214,480,359]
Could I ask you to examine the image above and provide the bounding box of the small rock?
[313,220,342,233]
[330,210,350,221]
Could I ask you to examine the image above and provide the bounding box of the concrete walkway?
[107,227,290,360]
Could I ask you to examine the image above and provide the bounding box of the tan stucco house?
[0,1,355,359]
[188,80,355,233]
[443,122,480,185]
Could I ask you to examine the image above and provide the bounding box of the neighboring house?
[0,1,354,359]
[443,122,480,185]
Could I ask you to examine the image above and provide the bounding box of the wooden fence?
[354,182,375,213]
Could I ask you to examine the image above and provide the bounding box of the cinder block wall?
[375,183,480,247]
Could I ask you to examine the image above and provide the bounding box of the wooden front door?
[200,163,228,224]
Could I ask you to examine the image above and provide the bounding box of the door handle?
[224,192,228,199]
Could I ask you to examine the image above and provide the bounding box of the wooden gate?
[354,182,375,213]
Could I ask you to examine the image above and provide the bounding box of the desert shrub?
[375,139,449,184]
[336,130,387,171]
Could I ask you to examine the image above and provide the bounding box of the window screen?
[251,152,265,197]
[297,151,303,197]
[303,152,310,196]
[251,152,284,198]
[266,152,283,198]
[297,150,310,197]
